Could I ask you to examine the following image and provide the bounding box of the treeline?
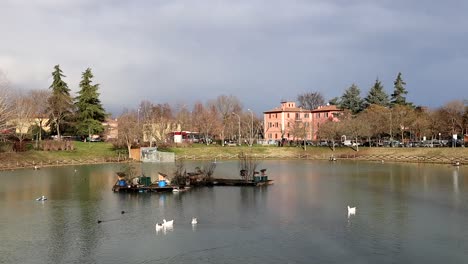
[308,73,468,148]
[0,65,106,149]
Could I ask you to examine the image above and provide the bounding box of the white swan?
[191,217,198,225]
[155,222,164,231]
[36,195,47,201]
[163,219,174,227]
[347,205,356,216]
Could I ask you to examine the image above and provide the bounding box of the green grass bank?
[1,141,466,171]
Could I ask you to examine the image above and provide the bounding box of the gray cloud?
[1,0,467,116]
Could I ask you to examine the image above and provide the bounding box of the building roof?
[263,106,307,113]
[264,104,341,114]
[311,105,341,112]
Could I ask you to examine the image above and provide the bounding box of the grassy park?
[1,141,466,168]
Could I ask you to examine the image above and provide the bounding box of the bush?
[0,142,14,152]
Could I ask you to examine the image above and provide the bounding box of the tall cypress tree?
[339,83,363,115]
[47,65,74,140]
[364,78,389,108]
[391,72,409,106]
[75,68,106,139]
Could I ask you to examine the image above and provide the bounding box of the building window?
[275,113,278,118]
[275,133,277,139]
[296,113,299,119]
[269,122,272,128]
[317,113,320,118]
[326,113,329,117]
[269,133,272,139]
[287,133,290,138]
[276,122,278,127]
[287,122,290,127]
[304,113,309,118]
[287,113,290,118]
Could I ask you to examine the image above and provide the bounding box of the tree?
[0,72,13,138]
[10,90,36,148]
[192,102,220,145]
[29,89,51,148]
[391,72,410,106]
[364,78,389,108]
[328,97,340,106]
[391,105,416,144]
[47,65,74,140]
[143,103,174,146]
[439,100,465,137]
[316,120,342,151]
[75,68,106,139]
[339,83,363,114]
[297,92,325,110]
[211,95,241,146]
[117,110,139,159]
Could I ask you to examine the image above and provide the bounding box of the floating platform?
[112,184,174,193]
[208,178,273,187]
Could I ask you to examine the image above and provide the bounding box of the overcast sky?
[1,0,467,116]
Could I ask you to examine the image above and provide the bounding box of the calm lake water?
[0,160,467,264]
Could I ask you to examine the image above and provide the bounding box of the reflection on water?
[0,161,467,264]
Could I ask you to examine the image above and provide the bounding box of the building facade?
[263,101,341,142]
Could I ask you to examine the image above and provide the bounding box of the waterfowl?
[191,217,198,225]
[347,205,356,216]
[36,195,47,201]
[163,219,174,227]
[155,222,164,231]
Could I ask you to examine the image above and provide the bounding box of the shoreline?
[1,152,464,171]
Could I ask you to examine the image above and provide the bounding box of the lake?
[0,160,467,264]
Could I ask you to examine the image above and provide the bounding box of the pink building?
[263,101,341,141]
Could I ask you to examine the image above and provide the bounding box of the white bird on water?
[191,217,198,225]
[36,195,47,201]
[163,219,174,227]
[155,222,164,231]
[347,205,356,216]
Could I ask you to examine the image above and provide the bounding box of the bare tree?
[391,105,416,144]
[0,72,13,138]
[117,110,139,159]
[192,102,220,145]
[211,95,242,146]
[174,103,192,132]
[143,103,174,146]
[440,100,465,136]
[10,90,36,148]
[238,151,259,181]
[316,119,342,151]
[29,89,51,148]
[290,119,308,149]
[297,92,325,110]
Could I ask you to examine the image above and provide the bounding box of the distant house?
[263,101,342,142]
[7,116,51,135]
[102,118,118,140]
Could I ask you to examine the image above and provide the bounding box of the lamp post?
[232,112,241,146]
[247,109,253,147]
[439,132,441,147]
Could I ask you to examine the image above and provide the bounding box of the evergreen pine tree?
[391,72,409,106]
[47,65,74,140]
[364,78,389,108]
[339,83,363,114]
[75,68,106,138]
